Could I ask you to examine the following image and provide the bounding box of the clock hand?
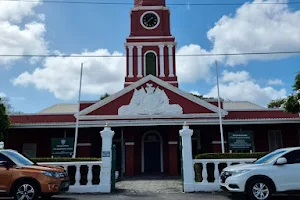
[146,17,154,24]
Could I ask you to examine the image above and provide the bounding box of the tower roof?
[134,0,166,7]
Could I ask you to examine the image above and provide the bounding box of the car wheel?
[14,182,39,200]
[247,179,272,200]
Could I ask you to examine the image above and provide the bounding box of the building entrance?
[142,131,163,173]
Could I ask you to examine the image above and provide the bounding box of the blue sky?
[0,0,300,113]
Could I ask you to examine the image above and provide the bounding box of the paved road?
[52,193,300,200]
[1,192,299,199]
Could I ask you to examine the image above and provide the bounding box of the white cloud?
[205,70,286,106]
[176,0,300,84]
[267,79,284,85]
[176,44,218,83]
[0,0,47,65]
[0,0,42,23]
[221,70,251,83]
[0,92,6,98]
[13,49,126,100]
[0,21,47,65]
[208,0,300,66]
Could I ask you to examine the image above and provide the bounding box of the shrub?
[194,152,268,182]
[195,152,268,159]
[32,157,101,163]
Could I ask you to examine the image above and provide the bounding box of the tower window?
[145,52,157,76]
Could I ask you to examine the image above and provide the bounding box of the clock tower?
[124,0,178,87]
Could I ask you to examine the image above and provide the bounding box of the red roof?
[225,110,299,120]
[10,114,75,124]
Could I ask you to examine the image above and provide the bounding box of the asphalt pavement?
[52,193,300,200]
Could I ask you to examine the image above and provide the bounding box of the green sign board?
[51,138,74,157]
[228,131,253,151]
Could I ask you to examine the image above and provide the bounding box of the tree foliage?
[191,94,215,100]
[268,99,286,108]
[284,72,300,114]
[100,93,110,100]
[267,72,300,113]
[0,98,11,141]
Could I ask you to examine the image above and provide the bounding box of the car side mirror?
[276,157,287,165]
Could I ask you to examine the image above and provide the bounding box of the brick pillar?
[125,142,135,176]
[168,141,179,176]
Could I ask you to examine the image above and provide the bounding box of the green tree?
[284,72,300,114]
[0,98,11,141]
[268,98,286,108]
[267,72,300,113]
[100,93,110,100]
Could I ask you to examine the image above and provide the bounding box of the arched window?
[145,52,157,76]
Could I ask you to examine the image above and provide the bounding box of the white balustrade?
[192,158,256,192]
[38,161,103,193]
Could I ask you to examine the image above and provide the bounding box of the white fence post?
[99,123,115,193]
[0,141,4,150]
[179,122,195,192]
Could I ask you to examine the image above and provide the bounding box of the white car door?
[271,150,300,191]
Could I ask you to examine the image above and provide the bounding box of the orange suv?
[0,149,70,200]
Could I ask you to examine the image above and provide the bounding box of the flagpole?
[73,63,83,158]
[215,60,225,153]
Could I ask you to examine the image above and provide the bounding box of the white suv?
[220,147,300,200]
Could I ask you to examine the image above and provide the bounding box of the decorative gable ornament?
[118,83,183,116]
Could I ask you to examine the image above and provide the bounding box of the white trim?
[77,143,92,147]
[125,142,135,146]
[137,46,143,77]
[140,11,160,30]
[125,42,176,47]
[211,141,227,144]
[77,75,228,117]
[144,50,158,76]
[127,36,175,39]
[132,6,169,11]
[79,113,221,120]
[159,45,165,77]
[0,190,7,193]
[141,131,164,173]
[10,117,300,129]
[128,45,134,78]
[125,80,178,84]
[168,141,178,145]
[167,44,174,77]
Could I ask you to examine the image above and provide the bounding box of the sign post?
[228,131,253,152]
[51,138,75,157]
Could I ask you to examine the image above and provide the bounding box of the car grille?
[220,171,232,183]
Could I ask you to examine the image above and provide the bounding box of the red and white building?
[6,0,300,177]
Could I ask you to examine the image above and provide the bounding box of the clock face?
[141,12,159,29]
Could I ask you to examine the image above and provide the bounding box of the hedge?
[194,152,268,183]
[33,158,102,185]
[195,152,268,160]
[32,157,101,163]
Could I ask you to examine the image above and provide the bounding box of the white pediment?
[118,83,183,116]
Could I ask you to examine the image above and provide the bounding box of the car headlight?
[43,171,60,178]
[230,169,251,176]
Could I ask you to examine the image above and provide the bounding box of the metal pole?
[73,63,83,158]
[216,60,225,153]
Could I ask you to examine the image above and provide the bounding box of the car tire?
[246,179,272,200]
[13,181,40,200]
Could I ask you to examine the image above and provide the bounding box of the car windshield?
[254,150,287,164]
[1,150,34,166]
